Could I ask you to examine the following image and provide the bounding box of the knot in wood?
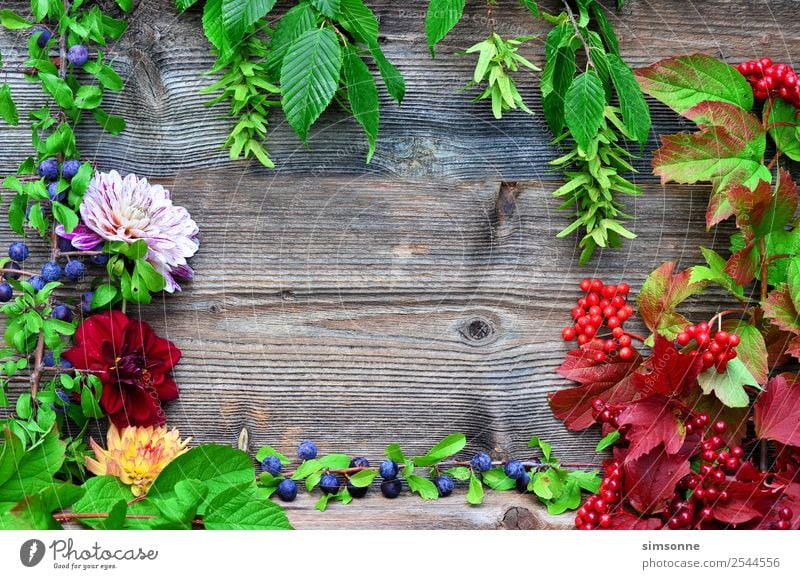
[461,316,496,345]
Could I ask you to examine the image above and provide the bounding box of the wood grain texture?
[0,0,799,178]
[0,0,798,529]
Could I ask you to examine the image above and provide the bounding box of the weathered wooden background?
[1,0,799,529]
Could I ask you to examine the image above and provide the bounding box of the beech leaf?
[564,71,606,152]
[754,374,800,446]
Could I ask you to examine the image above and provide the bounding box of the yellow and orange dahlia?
[86,424,191,496]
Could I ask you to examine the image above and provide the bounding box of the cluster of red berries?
[574,460,623,530]
[562,279,635,363]
[737,58,800,106]
[591,399,623,430]
[772,507,794,531]
[675,322,740,373]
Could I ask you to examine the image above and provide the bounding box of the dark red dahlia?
[63,310,181,427]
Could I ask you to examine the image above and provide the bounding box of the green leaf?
[384,443,405,464]
[532,468,563,500]
[635,53,753,115]
[689,246,744,298]
[204,485,291,530]
[305,470,322,492]
[280,27,342,142]
[528,436,552,462]
[265,1,318,77]
[0,84,18,125]
[466,473,483,505]
[31,0,48,22]
[0,428,65,502]
[368,44,405,103]
[425,0,465,57]
[319,453,350,469]
[406,474,439,500]
[116,0,133,12]
[221,0,277,45]
[255,445,291,465]
[93,499,128,530]
[481,467,516,491]
[697,357,758,408]
[542,43,577,134]
[291,459,323,480]
[51,201,78,232]
[348,469,377,488]
[134,259,166,292]
[546,478,581,515]
[88,63,124,92]
[311,0,339,18]
[768,97,800,162]
[337,0,377,44]
[39,73,74,108]
[80,386,103,418]
[518,0,539,17]
[343,46,379,162]
[445,466,471,481]
[567,470,602,493]
[607,54,650,145]
[595,430,621,452]
[590,2,618,56]
[202,0,231,56]
[148,444,255,512]
[414,433,466,467]
[8,192,28,235]
[315,492,330,512]
[176,0,201,12]
[0,9,32,29]
[638,262,705,339]
[73,476,132,527]
[90,283,118,309]
[565,71,606,152]
[93,108,126,134]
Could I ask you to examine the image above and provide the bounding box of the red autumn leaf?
[787,335,800,362]
[623,444,691,515]
[755,482,800,530]
[617,396,686,461]
[550,342,642,430]
[607,509,664,530]
[763,324,794,367]
[631,335,705,398]
[764,285,800,334]
[637,262,705,339]
[712,481,763,525]
[754,374,800,446]
[706,184,735,228]
[685,100,764,141]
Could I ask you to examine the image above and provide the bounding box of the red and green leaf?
[635,53,753,115]
[764,284,800,334]
[550,342,642,430]
[637,262,705,339]
[721,320,768,384]
[754,374,800,446]
[727,173,797,241]
[697,357,758,408]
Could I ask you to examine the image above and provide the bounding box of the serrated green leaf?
[697,357,758,408]
[221,0,277,45]
[414,433,466,467]
[343,46,379,162]
[348,469,377,488]
[768,97,800,162]
[445,466,471,481]
[528,436,552,461]
[280,27,342,142]
[567,470,602,493]
[425,0,465,57]
[39,73,74,108]
[0,9,32,29]
[319,453,350,469]
[265,2,318,77]
[255,445,291,465]
[607,54,650,145]
[542,43,577,134]
[406,474,439,500]
[384,443,405,464]
[565,71,606,152]
[0,83,18,126]
[546,478,581,515]
[481,467,516,490]
[311,0,339,18]
[292,459,323,480]
[204,485,291,530]
[176,0,201,12]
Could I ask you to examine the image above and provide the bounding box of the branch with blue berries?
[255,435,601,515]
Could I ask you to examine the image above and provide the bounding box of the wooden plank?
[1,175,739,463]
[0,0,798,178]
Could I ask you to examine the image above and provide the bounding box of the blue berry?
[516,472,531,493]
[41,261,61,282]
[379,459,398,480]
[4,262,21,280]
[60,358,73,369]
[504,460,525,480]
[64,260,85,281]
[33,27,51,48]
[81,291,94,314]
[57,236,74,253]
[380,479,402,499]
[470,452,493,473]
[347,481,369,499]
[350,456,370,468]
[38,158,59,182]
[0,283,12,302]
[320,473,339,495]
[61,160,81,180]
[276,479,298,502]
[90,253,109,266]
[261,455,282,476]
[8,242,29,262]
[297,440,317,460]
[29,276,46,292]
[43,351,56,367]
[48,182,65,202]
[433,475,454,497]
[51,304,73,323]
[56,390,71,405]
[67,45,89,67]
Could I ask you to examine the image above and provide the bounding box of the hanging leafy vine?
[176,0,405,167]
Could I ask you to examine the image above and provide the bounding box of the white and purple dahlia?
[57,170,199,292]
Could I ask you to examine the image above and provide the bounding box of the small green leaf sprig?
[0,0,132,457]
[463,32,539,119]
[256,433,601,515]
[176,0,406,167]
